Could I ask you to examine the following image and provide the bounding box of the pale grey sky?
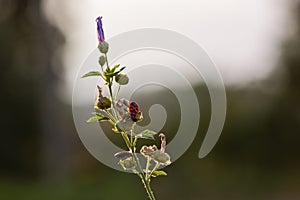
[43,0,291,101]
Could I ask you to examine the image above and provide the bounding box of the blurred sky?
[42,0,292,102]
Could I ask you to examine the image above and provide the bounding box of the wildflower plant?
[81,16,171,200]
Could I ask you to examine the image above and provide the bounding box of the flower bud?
[98,41,109,53]
[98,55,106,66]
[116,74,129,85]
[94,85,111,110]
[95,96,111,110]
[96,16,105,43]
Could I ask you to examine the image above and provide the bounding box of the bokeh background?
[1,0,300,199]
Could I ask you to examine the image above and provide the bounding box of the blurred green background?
[1,0,300,199]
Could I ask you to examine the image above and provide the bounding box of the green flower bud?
[95,96,111,110]
[116,74,129,85]
[98,55,106,66]
[98,41,109,53]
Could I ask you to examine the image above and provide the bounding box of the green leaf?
[116,66,126,74]
[151,170,167,177]
[87,113,110,122]
[111,64,120,73]
[137,129,157,140]
[81,71,102,78]
[104,71,118,78]
[104,66,126,80]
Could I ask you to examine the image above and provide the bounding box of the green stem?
[133,136,138,148]
[104,53,119,121]
[107,119,115,126]
[100,64,103,73]
[149,163,161,178]
[139,173,156,200]
[130,129,133,144]
[132,153,156,200]
[145,156,151,179]
[104,110,116,122]
[102,53,155,200]
[115,84,121,100]
[104,53,110,71]
[108,84,118,118]
[120,131,132,150]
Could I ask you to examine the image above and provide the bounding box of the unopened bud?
[98,41,109,53]
[98,55,106,66]
[95,96,111,110]
[116,74,129,85]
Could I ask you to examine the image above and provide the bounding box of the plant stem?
[150,163,161,178]
[104,53,110,71]
[130,129,134,144]
[145,156,151,179]
[139,173,156,200]
[120,131,132,150]
[102,53,155,200]
[104,53,119,120]
[115,84,121,100]
[104,110,116,122]
[132,153,156,200]
[108,84,118,119]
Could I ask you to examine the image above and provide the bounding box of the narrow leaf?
[81,71,102,78]
[95,113,110,119]
[151,170,167,177]
[116,66,126,73]
[111,64,120,73]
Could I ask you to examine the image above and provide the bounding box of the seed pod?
[94,85,111,110]
[95,96,111,110]
[98,41,109,53]
[98,55,106,66]
[116,74,129,85]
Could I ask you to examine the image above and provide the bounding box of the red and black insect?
[129,101,140,122]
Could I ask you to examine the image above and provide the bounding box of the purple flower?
[96,16,105,43]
